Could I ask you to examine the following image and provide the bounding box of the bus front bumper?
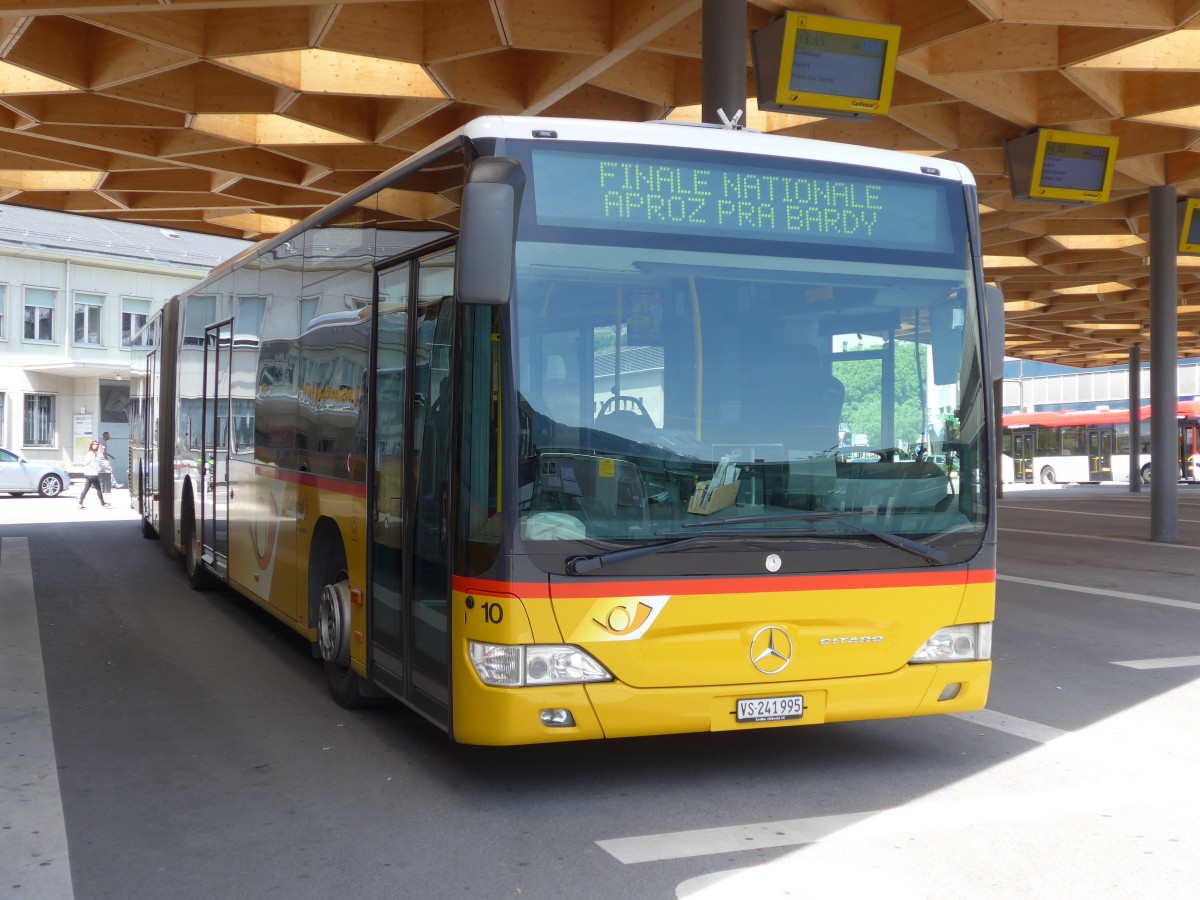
[450,661,990,745]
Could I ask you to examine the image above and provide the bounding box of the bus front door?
[367,249,455,727]
[1013,431,1034,483]
[1087,427,1113,482]
[201,321,232,577]
[407,248,455,724]
[369,262,410,696]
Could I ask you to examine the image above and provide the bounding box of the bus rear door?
[1180,421,1199,481]
[1013,430,1034,483]
[1086,426,1113,482]
[201,320,232,577]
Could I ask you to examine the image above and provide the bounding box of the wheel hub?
[318,580,352,665]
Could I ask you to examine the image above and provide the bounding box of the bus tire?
[313,535,370,709]
[182,489,214,591]
[139,464,156,539]
[1140,463,1151,484]
[1040,466,1056,485]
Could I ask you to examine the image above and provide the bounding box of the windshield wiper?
[682,510,949,565]
[566,535,726,575]
[566,511,949,574]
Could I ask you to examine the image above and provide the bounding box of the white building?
[0,205,249,482]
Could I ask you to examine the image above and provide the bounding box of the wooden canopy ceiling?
[4,0,1200,367]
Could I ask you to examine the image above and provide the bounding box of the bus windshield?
[508,139,988,572]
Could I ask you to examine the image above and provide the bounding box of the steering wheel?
[596,394,652,421]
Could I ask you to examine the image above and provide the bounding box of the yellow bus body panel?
[451,572,993,746]
[225,461,368,670]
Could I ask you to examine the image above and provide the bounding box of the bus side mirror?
[457,157,525,306]
[983,284,1005,382]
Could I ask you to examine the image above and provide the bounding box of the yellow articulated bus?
[130,116,1000,745]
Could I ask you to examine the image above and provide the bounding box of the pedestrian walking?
[79,440,111,509]
[99,431,116,494]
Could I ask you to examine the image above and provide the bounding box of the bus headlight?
[469,641,613,687]
[910,623,992,663]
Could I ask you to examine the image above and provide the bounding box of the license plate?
[736,694,804,723]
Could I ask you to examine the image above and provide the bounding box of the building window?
[24,287,56,343]
[23,394,55,447]
[122,297,152,347]
[74,291,104,346]
[299,296,319,331]
[183,294,217,346]
[234,295,266,344]
[0,284,7,340]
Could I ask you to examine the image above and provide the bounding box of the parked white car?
[0,448,70,497]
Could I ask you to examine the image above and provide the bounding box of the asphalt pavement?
[3,482,1199,899]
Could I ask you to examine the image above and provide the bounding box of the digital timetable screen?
[1006,129,1118,204]
[786,31,887,101]
[1180,198,1200,255]
[530,148,956,254]
[1038,141,1111,193]
[752,12,900,117]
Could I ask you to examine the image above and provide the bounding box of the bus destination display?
[787,31,886,101]
[532,149,952,253]
[1038,141,1109,193]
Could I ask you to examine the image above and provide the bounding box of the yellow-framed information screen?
[1179,198,1200,255]
[752,13,900,117]
[1005,129,1119,204]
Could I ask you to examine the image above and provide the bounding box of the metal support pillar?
[702,0,746,125]
[1129,344,1141,492]
[1148,185,1178,541]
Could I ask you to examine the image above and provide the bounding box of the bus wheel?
[1040,466,1056,485]
[317,557,369,709]
[139,466,156,539]
[1141,463,1152,484]
[182,492,213,591]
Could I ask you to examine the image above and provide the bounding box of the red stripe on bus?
[251,464,367,497]
[453,568,996,599]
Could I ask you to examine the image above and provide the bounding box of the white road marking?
[1113,655,1200,669]
[997,526,1192,548]
[1001,504,1200,524]
[1002,505,1147,520]
[601,808,877,864]
[948,708,1067,743]
[0,537,76,900]
[998,573,1200,611]
[600,789,1093,865]
[664,678,1200,897]
[600,710,1067,865]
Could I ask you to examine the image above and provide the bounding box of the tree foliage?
[833,340,927,447]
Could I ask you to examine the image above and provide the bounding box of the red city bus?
[1002,401,1200,485]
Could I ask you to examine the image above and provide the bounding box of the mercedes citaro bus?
[130,116,1000,745]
